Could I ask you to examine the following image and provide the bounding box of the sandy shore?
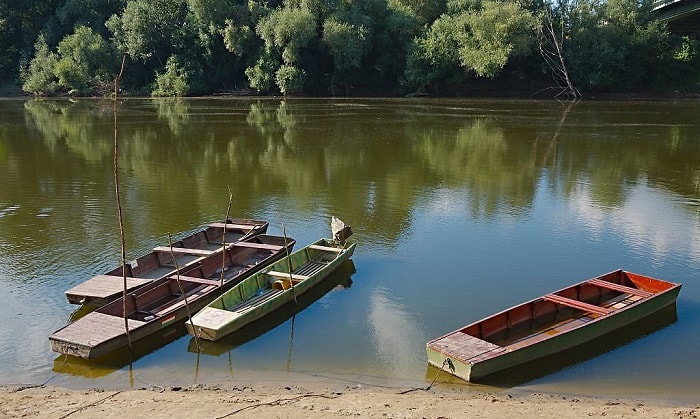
[1,383,697,418]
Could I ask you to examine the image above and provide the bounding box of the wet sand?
[2,383,697,418]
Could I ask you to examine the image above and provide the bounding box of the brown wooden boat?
[64,219,268,306]
[426,269,681,382]
[49,234,295,359]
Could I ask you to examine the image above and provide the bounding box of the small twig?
[215,393,338,418]
[58,391,123,419]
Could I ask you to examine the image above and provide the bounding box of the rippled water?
[0,98,698,401]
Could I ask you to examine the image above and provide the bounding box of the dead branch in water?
[537,8,581,99]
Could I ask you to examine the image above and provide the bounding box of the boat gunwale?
[426,269,682,348]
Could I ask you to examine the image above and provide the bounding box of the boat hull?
[427,270,681,382]
[64,219,268,306]
[186,239,356,341]
[49,234,293,359]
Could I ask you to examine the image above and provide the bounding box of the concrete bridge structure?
[654,0,700,36]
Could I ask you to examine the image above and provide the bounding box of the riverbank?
[1,384,697,418]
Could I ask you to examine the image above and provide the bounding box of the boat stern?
[186,307,243,341]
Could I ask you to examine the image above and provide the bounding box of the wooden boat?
[186,237,356,341]
[64,219,268,306]
[49,234,294,359]
[426,270,682,382]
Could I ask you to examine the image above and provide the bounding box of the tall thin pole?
[220,187,233,291]
[114,55,132,353]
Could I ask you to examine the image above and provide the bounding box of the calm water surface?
[0,98,698,401]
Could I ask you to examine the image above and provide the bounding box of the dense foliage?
[1,0,698,96]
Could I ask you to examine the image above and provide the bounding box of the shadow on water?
[425,303,679,389]
[52,259,357,379]
[52,323,188,378]
[187,259,357,357]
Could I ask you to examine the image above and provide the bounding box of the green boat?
[186,235,356,341]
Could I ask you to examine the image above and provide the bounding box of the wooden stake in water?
[221,187,233,291]
[282,223,297,307]
[168,234,200,352]
[113,54,132,355]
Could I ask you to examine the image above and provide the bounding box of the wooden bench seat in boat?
[266,271,310,281]
[208,222,261,230]
[168,275,222,287]
[308,244,342,253]
[152,246,215,256]
[543,294,613,316]
[233,242,285,251]
[587,278,653,297]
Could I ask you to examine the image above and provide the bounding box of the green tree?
[406,0,537,92]
[21,35,59,95]
[152,54,205,96]
[107,0,190,65]
[54,26,117,95]
[252,3,318,93]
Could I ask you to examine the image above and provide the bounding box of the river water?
[0,98,698,402]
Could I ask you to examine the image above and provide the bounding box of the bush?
[21,35,60,95]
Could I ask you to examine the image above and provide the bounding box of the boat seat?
[543,294,613,316]
[169,275,222,287]
[266,271,309,281]
[152,246,214,256]
[233,242,284,251]
[587,278,653,298]
[308,244,342,253]
[208,222,259,230]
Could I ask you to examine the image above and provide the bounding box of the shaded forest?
[1,0,699,97]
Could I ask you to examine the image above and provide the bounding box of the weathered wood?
[208,222,261,231]
[233,242,284,251]
[170,275,222,287]
[587,278,653,298]
[309,244,343,253]
[266,271,310,281]
[65,275,152,305]
[186,238,357,341]
[63,219,269,305]
[50,233,294,359]
[543,294,612,316]
[426,269,682,382]
[152,247,215,256]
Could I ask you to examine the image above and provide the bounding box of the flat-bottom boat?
[426,269,681,382]
[49,234,294,359]
[64,218,268,306]
[186,237,356,341]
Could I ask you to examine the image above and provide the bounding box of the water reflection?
[1,98,699,395]
[368,289,425,377]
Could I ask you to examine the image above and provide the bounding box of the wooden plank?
[65,275,152,301]
[587,278,654,298]
[266,271,310,281]
[429,332,502,362]
[233,242,284,251]
[543,294,613,316]
[169,275,222,287]
[308,244,342,253]
[152,246,214,256]
[50,312,145,344]
[208,223,259,231]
